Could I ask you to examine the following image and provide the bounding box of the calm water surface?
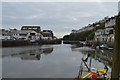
[2,44,112,78]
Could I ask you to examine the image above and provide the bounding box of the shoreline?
[1,39,62,47]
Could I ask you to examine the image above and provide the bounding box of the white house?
[41,30,53,40]
[105,17,116,28]
[0,29,11,40]
[95,28,114,42]
[12,30,42,40]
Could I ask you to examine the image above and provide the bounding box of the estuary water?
[2,44,112,78]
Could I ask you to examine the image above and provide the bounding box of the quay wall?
[36,39,62,45]
[1,40,31,47]
[1,39,62,47]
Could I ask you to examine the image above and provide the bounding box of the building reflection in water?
[93,50,112,67]
[71,45,112,67]
[2,47,53,60]
[43,48,54,55]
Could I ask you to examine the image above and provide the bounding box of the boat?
[31,42,39,45]
[99,44,113,50]
[99,45,109,49]
[75,54,111,80]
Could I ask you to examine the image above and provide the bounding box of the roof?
[43,30,53,32]
[13,30,37,34]
[22,26,40,28]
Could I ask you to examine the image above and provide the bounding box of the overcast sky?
[2,2,118,38]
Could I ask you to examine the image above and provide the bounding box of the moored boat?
[75,54,111,80]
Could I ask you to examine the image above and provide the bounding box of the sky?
[1,1,119,38]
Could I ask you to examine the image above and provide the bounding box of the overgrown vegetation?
[63,21,105,41]
[63,29,95,41]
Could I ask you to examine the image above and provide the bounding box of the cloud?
[1,0,119,2]
[2,2,118,37]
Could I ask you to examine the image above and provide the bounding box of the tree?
[63,35,70,40]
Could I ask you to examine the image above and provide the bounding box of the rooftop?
[22,26,40,28]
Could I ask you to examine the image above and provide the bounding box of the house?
[94,16,115,43]
[0,29,11,40]
[94,29,107,42]
[105,17,116,28]
[41,30,54,40]
[21,26,41,33]
[105,28,114,42]
[105,16,115,42]
[11,30,42,40]
[95,29,114,42]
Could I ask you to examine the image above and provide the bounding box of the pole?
[82,58,90,72]
[111,15,120,79]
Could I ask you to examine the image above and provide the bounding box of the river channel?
[2,44,112,78]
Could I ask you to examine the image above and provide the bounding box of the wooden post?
[111,15,120,79]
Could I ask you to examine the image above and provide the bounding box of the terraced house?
[41,30,54,40]
[11,30,42,40]
[0,29,11,40]
[21,26,41,33]
[94,16,116,44]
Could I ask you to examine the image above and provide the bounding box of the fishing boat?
[75,54,111,80]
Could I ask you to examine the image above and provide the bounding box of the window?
[22,28,27,30]
[2,34,5,36]
[33,28,37,29]
[28,28,32,29]
[102,38,104,41]
[109,30,113,34]
[30,33,35,36]
[19,34,27,36]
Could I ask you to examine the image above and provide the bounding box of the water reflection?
[2,44,112,78]
[2,47,53,60]
[94,50,112,67]
[71,44,112,67]
[43,48,54,55]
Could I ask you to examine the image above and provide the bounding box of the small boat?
[75,54,111,80]
[99,45,109,49]
[31,43,39,45]
[99,44,113,50]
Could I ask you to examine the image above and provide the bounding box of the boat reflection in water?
[71,44,112,79]
[2,47,53,60]
[71,45,112,67]
[94,50,112,67]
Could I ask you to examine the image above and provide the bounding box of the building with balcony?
[21,26,41,33]
[94,16,116,44]
[11,30,42,40]
[41,30,54,40]
[0,29,11,40]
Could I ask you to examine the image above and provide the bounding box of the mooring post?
[111,11,120,79]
